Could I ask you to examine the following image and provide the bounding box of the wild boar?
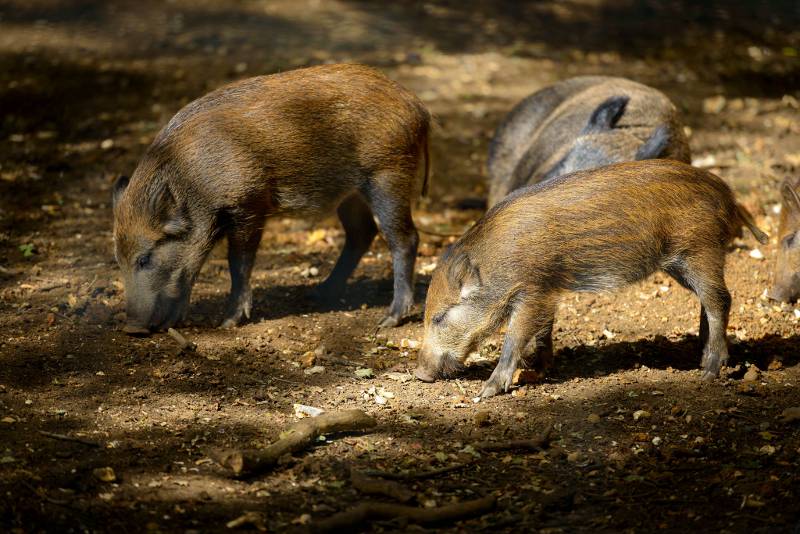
[415,160,767,398]
[769,177,800,302]
[487,76,691,208]
[112,64,430,334]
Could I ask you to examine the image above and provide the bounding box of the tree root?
[212,409,376,477]
[350,469,415,502]
[311,495,496,532]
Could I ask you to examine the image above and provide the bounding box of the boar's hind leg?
[366,181,419,328]
[313,194,378,302]
[480,297,555,399]
[664,253,731,380]
[221,225,264,328]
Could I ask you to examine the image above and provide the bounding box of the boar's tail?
[420,122,431,197]
[736,203,769,245]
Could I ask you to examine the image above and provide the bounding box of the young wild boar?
[416,160,768,398]
[113,64,430,334]
[769,177,800,302]
[487,76,691,208]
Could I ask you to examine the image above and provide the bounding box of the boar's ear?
[112,175,129,208]
[447,252,482,299]
[149,181,190,236]
[586,95,629,131]
[782,178,800,213]
[635,125,670,160]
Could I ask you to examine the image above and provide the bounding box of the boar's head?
[112,169,213,334]
[541,95,672,182]
[416,249,502,382]
[770,177,800,302]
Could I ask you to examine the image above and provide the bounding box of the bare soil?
[1,1,800,532]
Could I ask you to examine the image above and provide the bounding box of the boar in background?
[487,76,691,208]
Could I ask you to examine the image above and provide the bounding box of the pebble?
[586,413,601,424]
[742,366,760,382]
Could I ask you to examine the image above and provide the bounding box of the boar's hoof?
[478,381,505,400]
[414,367,436,383]
[123,324,151,336]
[378,314,401,329]
[220,317,240,329]
[700,370,718,382]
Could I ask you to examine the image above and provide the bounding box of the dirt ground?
[2,1,800,532]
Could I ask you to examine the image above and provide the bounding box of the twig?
[21,480,71,506]
[310,495,496,532]
[38,430,100,448]
[350,469,415,502]
[318,354,365,368]
[167,328,196,352]
[211,409,376,477]
[362,461,474,481]
[473,426,553,453]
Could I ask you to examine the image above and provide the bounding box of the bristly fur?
[487,76,691,208]
[419,159,769,394]
[113,63,431,331]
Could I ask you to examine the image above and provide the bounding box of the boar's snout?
[123,289,190,335]
[768,277,800,303]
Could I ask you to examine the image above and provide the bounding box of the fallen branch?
[362,461,473,481]
[212,409,376,477]
[167,328,196,352]
[350,469,415,502]
[311,495,496,532]
[473,425,553,453]
[38,430,100,448]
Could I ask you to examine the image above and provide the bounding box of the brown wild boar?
[415,160,767,398]
[769,177,800,302]
[487,76,691,208]
[113,64,430,334]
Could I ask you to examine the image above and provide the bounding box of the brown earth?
[1,1,800,532]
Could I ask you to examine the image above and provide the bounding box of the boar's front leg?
[313,194,378,302]
[221,224,264,328]
[366,180,419,328]
[480,296,555,399]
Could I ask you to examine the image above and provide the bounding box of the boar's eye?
[782,233,797,249]
[432,311,446,326]
[135,252,153,270]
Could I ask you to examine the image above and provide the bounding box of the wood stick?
[473,425,553,453]
[350,469,415,502]
[212,409,376,477]
[38,430,100,448]
[167,327,196,352]
[311,495,496,532]
[362,461,474,481]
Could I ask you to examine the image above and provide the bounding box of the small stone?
[299,351,316,368]
[633,410,651,421]
[474,410,492,427]
[587,413,601,424]
[651,436,663,446]
[749,248,764,260]
[93,467,116,482]
[781,406,800,423]
[100,139,114,150]
[303,365,325,376]
[354,368,374,378]
[567,451,583,463]
[742,366,760,383]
